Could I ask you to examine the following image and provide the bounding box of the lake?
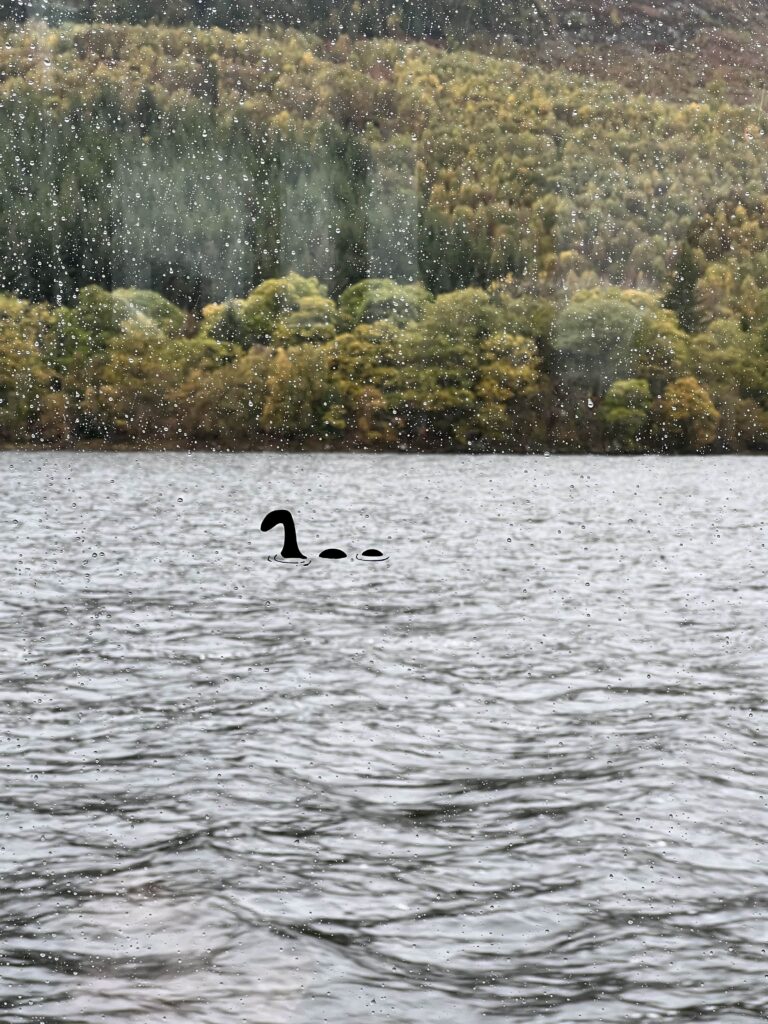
[1,453,766,1023]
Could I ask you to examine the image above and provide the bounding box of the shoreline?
[1,443,764,456]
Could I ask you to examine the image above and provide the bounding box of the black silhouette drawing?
[260,509,307,560]
[260,509,385,562]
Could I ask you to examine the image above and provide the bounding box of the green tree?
[76,324,168,442]
[395,287,497,445]
[687,320,767,402]
[599,379,652,452]
[234,274,334,349]
[330,322,401,445]
[0,295,55,443]
[552,288,683,398]
[663,243,702,333]
[468,331,544,450]
[337,279,432,329]
[175,347,272,446]
[261,343,338,441]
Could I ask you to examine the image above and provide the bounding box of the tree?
[395,287,497,445]
[260,344,338,441]
[663,243,702,333]
[330,322,400,445]
[693,262,739,330]
[0,295,54,442]
[111,289,187,338]
[273,294,338,346]
[687,320,767,402]
[552,288,683,398]
[599,379,652,452]
[174,347,272,446]
[658,376,720,451]
[76,324,169,442]
[238,274,333,348]
[468,331,544,450]
[337,279,431,329]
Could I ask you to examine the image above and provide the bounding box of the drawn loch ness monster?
[260,509,385,562]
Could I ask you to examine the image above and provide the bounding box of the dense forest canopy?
[4,1,767,47]
[6,0,768,109]
[2,22,768,308]
[5,0,548,38]
[1,275,757,453]
[0,17,767,452]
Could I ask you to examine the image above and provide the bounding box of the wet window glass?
[1,3,766,1023]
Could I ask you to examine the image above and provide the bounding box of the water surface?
[1,454,766,1023]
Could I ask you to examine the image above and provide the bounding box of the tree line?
[1,274,765,452]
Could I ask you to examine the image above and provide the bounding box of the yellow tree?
[658,376,720,451]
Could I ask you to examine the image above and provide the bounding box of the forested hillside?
[3,22,768,306]
[6,0,768,105]
[1,20,768,451]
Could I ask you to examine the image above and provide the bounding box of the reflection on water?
[0,453,766,1024]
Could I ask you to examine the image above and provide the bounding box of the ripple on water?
[0,453,766,1024]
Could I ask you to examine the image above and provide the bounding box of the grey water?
[1,453,767,1024]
